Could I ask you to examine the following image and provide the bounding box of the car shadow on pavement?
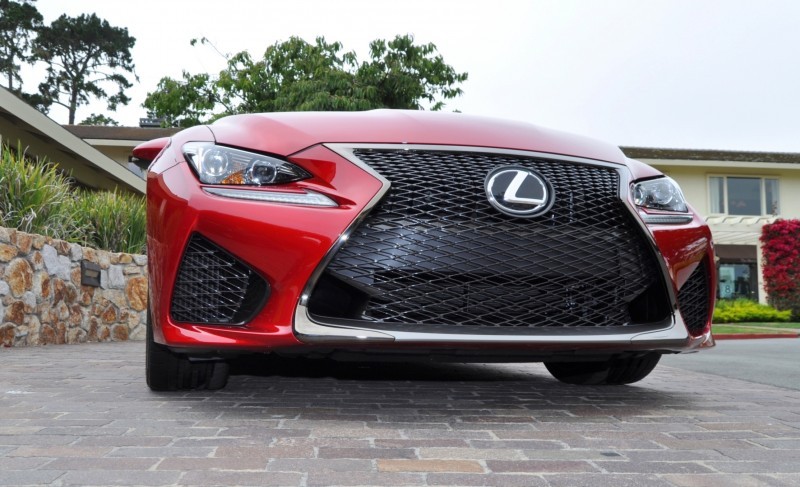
[202,354,685,409]
[229,355,542,382]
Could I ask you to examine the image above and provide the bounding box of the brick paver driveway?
[1,342,799,486]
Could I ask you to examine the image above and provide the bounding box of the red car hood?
[207,110,627,164]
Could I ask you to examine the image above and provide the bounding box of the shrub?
[760,219,800,320]
[71,190,147,254]
[0,144,87,241]
[713,298,791,323]
[0,142,146,254]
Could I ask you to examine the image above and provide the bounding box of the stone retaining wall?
[0,227,147,347]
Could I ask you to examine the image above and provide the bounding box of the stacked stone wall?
[0,227,147,347]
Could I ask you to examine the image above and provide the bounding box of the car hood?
[206,110,628,164]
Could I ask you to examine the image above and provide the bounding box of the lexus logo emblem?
[485,166,554,217]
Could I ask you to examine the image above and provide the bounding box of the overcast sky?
[23,0,800,152]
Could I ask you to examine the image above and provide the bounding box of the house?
[623,147,800,304]
[63,124,178,179]
[0,86,149,193]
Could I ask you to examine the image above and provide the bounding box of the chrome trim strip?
[296,144,391,309]
[293,143,691,347]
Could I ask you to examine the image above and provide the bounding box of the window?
[708,176,779,216]
[718,263,757,300]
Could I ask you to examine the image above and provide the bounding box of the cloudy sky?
[24,0,800,152]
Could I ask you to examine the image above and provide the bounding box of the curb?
[714,333,799,340]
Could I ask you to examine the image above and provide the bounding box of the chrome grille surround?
[295,144,698,348]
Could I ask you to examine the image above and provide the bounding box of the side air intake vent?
[171,234,268,325]
[678,258,711,336]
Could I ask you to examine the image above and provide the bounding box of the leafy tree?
[760,219,800,320]
[358,35,468,111]
[79,113,119,126]
[0,0,43,92]
[144,35,467,128]
[33,13,136,124]
[19,91,50,112]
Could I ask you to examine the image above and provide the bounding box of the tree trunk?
[68,89,78,125]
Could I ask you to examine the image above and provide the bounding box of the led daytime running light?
[203,187,337,207]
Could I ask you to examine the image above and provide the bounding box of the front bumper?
[147,143,715,356]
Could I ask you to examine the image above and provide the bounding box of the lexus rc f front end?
[135,110,715,391]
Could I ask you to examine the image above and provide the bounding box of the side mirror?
[130,137,170,168]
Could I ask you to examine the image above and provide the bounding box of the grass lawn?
[712,322,800,335]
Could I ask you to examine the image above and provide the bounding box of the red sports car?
[134,110,715,391]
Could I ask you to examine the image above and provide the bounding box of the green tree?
[33,13,136,124]
[79,112,119,126]
[144,35,467,128]
[358,35,468,111]
[0,0,43,92]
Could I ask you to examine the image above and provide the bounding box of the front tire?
[146,310,229,391]
[544,353,661,385]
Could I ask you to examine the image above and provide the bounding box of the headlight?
[633,177,688,213]
[183,142,311,185]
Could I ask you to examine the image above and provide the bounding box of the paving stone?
[419,446,526,460]
[8,446,112,458]
[487,459,600,473]
[753,474,800,487]
[269,437,372,448]
[545,474,675,486]
[596,460,716,474]
[157,457,267,471]
[750,438,800,449]
[105,446,215,458]
[73,436,173,447]
[220,426,310,438]
[214,445,315,459]
[0,471,65,486]
[662,474,769,487]
[703,461,800,474]
[178,471,302,486]
[306,472,425,486]
[426,473,548,486]
[58,470,180,486]
[268,458,372,473]
[716,448,800,462]
[319,447,417,459]
[378,459,485,473]
[375,439,470,448]
[622,450,730,462]
[0,457,52,470]
[0,434,77,446]
[471,439,563,450]
[44,457,159,471]
[523,449,626,461]
[402,429,495,439]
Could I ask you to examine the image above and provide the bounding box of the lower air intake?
[678,258,711,336]
[171,234,268,325]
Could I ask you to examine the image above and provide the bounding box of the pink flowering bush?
[760,219,800,320]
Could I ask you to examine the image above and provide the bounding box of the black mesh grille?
[307,149,669,329]
[678,258,711,336]
[171,234,268,324]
